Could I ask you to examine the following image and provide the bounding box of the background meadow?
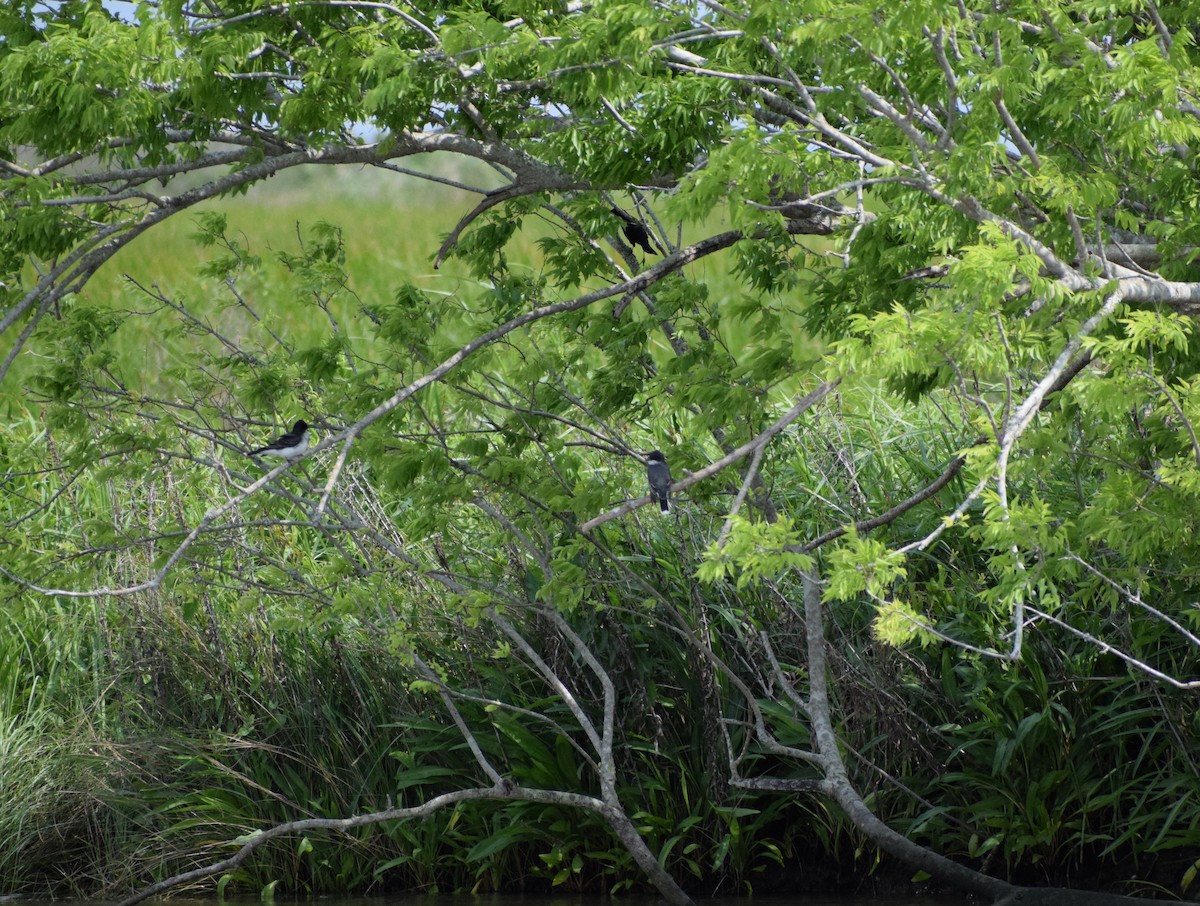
[1,162,848,897]
[4,158,1195,902]
[27,160,793,401]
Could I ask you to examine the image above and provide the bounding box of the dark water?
[9,892,974,906]
[288,898,972,906]
[301,897,973,906]
[5,895,971,906]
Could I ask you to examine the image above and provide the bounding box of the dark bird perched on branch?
[248,420,310,461]
[612,206,661,256]
[645,450,672,513]
[761,175,841,235]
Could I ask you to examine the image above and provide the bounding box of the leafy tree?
[3,1,1200,904]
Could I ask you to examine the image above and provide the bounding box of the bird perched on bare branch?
[248,420,310,461]
[645,450,672,513]
[612,206,661,256]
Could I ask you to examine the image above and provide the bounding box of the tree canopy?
[3,0,1200,902]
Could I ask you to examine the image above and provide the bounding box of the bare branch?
[581,379,840,532]
[1027,607,1200,690]
[410,652,505,785]
[115,784,615,906]
[716,441,767,549]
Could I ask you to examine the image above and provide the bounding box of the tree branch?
[581,380,839,532]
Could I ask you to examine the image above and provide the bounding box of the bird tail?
[659,498,670,513]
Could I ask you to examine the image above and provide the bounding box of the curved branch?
[115,784,616,906]
[801,454,966,553]
[799,570,1014,901]
[1028,607,1200,691]
[581,379,840,532]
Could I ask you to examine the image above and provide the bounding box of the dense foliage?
[3,0,1200,901]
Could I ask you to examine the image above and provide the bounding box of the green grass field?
[5,160,818,416]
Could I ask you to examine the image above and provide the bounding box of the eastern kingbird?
[248,420,310,461]
[645,450,672,513]
[612,207,661,256]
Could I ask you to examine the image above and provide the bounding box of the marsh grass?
[13,165,1193,900]
[0,600,124,893]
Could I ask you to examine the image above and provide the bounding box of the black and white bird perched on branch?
[645,450,672,513]
[248,420,310,461]
[612,206,661,256]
